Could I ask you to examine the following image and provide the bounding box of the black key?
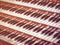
[8,33,17,39]
[40,41,45,45]
[15,36,24,42]
[55,15,60,23]
[28,25,36,30]
[17,22,26,27]
[0,16,5,20]
[38,1,43,5]
[16,9,26,14]
[8,20,19,25]
[38,1,48,6]
[55,4,60,9]
[1,5,11,10]
[31,13,42,18]
[53,32,60,38]
[24,11,32,16]
[0,31,6,35]
[35,42,41,45]
[3,31,11,36]
[44,15,51,20]
[19,37,26,42]
[31,0,39,4]
[9,8,17,12]
[48,2,57,7]
[51,2,57,7]
[15,36,22,40]
[2,18,11,22]
[20,37,28,42]
[31,13,38,17]
[47,27,55,36]
[5,6,12,10]
[44,30,51,35]
[57,40,60,44]
[52,15,59,22]
[48,2,53,7]
[23,24,32,29]
[22,0,32,3]
[27,40,36,45]
[41,15,47,19]
[39,2,45,6]
[49,43,56,45]
[25,39,32,44]
[56,34,60,39]
[48,30,55,36]
[52,17,57,22]
[49,16,55,21]
[31,12,42,18]
[23,24,36,30]
[41,29,48,34]
[42,2,49,6]
[33,27,40,32]
[36,27,44,32]
[33,26,43,32]
[55,18,60,23]
[45,42,50,45]
[0,31,11,36]
[35,13,43,18]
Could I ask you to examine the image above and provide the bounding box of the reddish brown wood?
[0,39,13,45]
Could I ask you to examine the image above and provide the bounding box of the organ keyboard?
[0,1,60,28]
[0,0,60,45]
[0,0,60,13]
[0,25,58,45]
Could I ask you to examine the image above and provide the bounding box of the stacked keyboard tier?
[0,0,60,13]
[0,25,57,45]
[0,0,60,45]
[0,1,60,28]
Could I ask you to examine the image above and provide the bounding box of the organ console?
[0,0,60,45]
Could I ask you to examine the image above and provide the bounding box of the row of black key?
[0,27,55,45]
[0,15,60,39]
[0,4,60,23]
[16,0,60,9]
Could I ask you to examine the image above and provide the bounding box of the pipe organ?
[0,0,60,45]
